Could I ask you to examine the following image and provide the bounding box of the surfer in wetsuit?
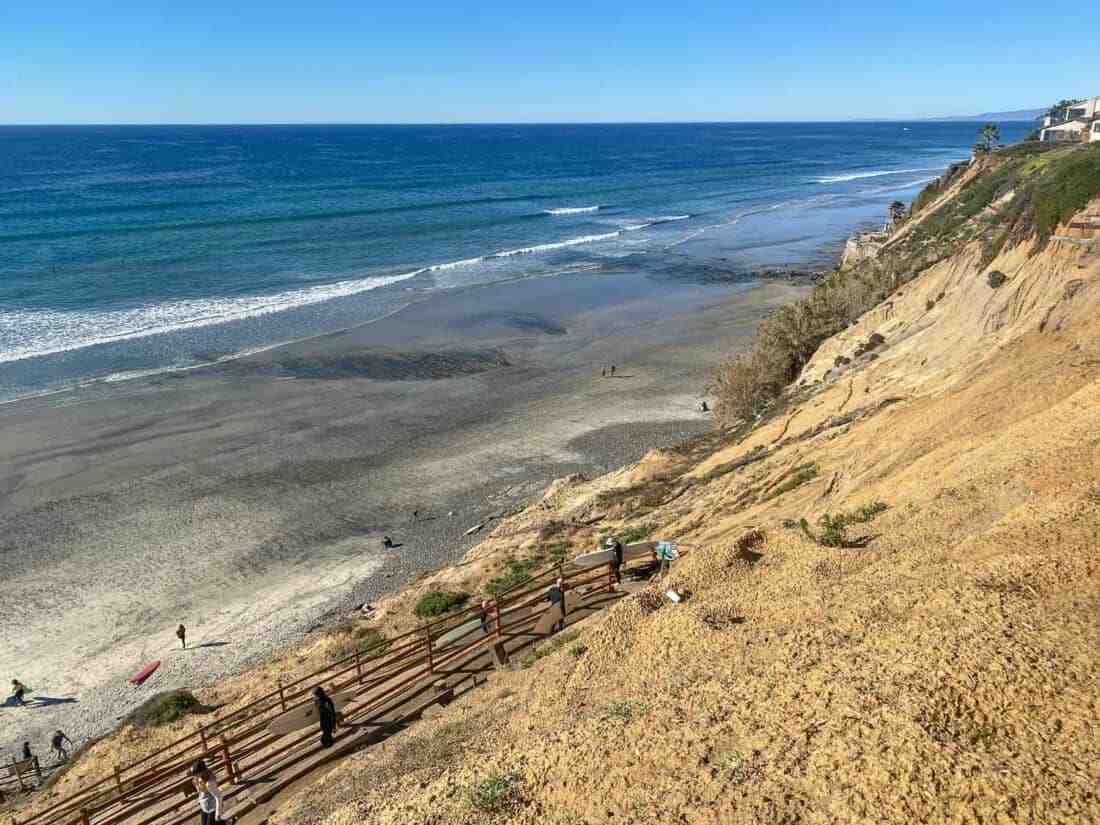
[313,686,338,748]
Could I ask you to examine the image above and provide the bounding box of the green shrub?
[131,690,209,728]
[615,524,655,544]
[987,270,1007,289]
[763,463,818,501]
[568,643,588,658]
[605,701,647,721]
[414,590,470,618]
[468,772,522,813]
[1032,146,1100,240]
[803,502,889,548]
[485,558,538,596]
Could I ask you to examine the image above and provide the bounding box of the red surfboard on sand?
[129,661,161,686]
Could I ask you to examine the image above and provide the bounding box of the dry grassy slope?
[269,195,1100,825]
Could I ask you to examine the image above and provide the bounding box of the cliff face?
[271,147,1100,825]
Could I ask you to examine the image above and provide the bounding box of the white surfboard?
[267,689,357,737]
[573,541,656,568]
[573,548,615,568]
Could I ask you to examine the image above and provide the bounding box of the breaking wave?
[544,206,601,215]
[815,168,937,184]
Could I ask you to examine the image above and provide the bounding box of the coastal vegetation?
[413,590,471,618]
[129,690,210,728]
[711,140,1100,427]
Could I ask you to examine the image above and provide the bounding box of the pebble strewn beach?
[0,270,807,759]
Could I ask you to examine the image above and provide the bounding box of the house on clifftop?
[1040,96,1100,143]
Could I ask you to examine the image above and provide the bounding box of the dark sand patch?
[218,348,510,381]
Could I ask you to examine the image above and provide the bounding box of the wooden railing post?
[494,598,503,639]
[606,560,614,592]
[113,765,123,793]
[198,726,208,754]
[278,680,287,711]
[425,629,434,674]
[220,738,237,784]
[80,810,90,825]
[355,650,363,683]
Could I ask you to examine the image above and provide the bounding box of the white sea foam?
[488,231,624,259]
[544,206,601,215]
[0,222,665,365]
[0,270,422,365]
[815,168,934,184]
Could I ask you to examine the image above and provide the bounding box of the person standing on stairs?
[190,760,236,825]
[313,686,338,748]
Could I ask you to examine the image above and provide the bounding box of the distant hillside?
[932,107,1044,122]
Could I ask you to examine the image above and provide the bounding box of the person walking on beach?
[609,364,616,377]
[51,730,73,762]
[190,760,235,825]
[546,576,567,633]
[176,624,187,649]
[21,742,32,762]
[10,679,27,706]
[313,686,338,748]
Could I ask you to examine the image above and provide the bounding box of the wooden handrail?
[27,552,621,825]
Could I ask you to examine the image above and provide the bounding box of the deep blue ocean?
[0,122,1029,402]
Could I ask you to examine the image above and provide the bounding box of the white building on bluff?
[1040,97,1100,143]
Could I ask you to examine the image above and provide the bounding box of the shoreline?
[0,265,809,755]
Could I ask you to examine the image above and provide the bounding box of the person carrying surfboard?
[10,679,27,706]
[312,686,338,748]
[604,537,624,586]
[190,760,235,825]
[545,577,567,633]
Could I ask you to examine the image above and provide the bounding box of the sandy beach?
[0,268,807,755]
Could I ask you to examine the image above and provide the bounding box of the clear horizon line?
[0,117,1036,128]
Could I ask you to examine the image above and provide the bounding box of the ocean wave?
[815,168,935,184]
[0,270,422,365]
[543,206,601,215]
[0,223,666,364]
[487,232,623,259]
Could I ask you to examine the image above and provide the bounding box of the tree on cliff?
[889,201,907,226]
[1047,98,1080,120]
[974,123,1001,154]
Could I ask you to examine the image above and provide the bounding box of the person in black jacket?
[605,537,624,586]
[313,687,338,748]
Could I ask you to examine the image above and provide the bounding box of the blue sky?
[2,0,1094,123]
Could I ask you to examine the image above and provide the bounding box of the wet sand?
[0,268,807,753]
